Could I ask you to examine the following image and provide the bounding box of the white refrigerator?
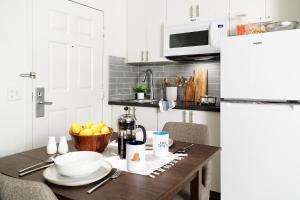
[221,29,300,200]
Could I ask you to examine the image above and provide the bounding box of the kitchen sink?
[129,99,159,104]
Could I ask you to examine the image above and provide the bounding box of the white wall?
[0,0,32,157]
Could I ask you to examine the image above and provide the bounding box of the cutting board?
[183,76,195,102]
[194,69,208,103]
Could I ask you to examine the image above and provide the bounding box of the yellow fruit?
[94,131,102,136]
[71,123,82,135]
[97,122,105,129]
[101,126,110,134]
[91,124,102,133]
[84,122,94,129]
[80,128,93,136]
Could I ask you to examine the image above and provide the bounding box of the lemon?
[80,128,93,136]
[97,121,105,129]
[84,122,94,129]
[71,122,82,135]
[101,126,110,134]
[94,131,102,136]
[91,124,102,133]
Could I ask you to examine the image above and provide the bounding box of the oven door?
[164,22,219,57]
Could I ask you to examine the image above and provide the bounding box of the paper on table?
[101,142,181,176]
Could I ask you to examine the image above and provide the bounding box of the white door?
[127,0,146,63]
[145,0,167,62]
[166,0,195,25]
[221,102,300,200]
[32,0,104,148]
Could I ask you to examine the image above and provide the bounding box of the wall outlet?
[7,88,22,101]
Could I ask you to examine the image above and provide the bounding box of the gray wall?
[109,56,220,101]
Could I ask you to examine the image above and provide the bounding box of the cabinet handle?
[182,111,186,123]
[190,5,193,19]
[189,111,193,123]
[141,51,144,62]
[146,51,149,62]
[196,4,199,17]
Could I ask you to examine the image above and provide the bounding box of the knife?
[174,144,194,154]
[19,163,54,177]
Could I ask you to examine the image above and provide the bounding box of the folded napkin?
[159,100,176,112]
[101,142,181,176]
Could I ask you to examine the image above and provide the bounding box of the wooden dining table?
[0,140,220,200]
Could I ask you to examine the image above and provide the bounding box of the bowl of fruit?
[69,121,112,153]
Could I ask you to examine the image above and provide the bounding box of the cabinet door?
[166,0,195,25]
[266,0,300,22]
[127,0,146,63]
[145,0,167,62]
[229,0,266,35]
[195,0,216,20]
[157,110,187,131]
[193,111,220,192]
[135,107,158,131]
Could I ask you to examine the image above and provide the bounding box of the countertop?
[108,100,220,112]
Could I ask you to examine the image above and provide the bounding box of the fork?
[87,169,122,194]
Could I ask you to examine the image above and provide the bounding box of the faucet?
[142,69,154,100]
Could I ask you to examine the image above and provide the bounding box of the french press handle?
[137,125,147,144]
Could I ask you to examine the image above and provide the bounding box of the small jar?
[58,136,68,154]
[47,136,57,155]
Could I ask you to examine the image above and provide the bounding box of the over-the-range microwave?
[164,20,227,61]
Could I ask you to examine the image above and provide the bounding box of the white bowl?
[54,151,103,177]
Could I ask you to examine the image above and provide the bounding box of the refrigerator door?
[221,102,300,200]
[221,29,300,101]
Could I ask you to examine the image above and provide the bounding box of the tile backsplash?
[109,56,220,101]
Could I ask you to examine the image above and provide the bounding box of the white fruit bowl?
[54,151,103,177]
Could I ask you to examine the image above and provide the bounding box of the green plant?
[133,85,147,93]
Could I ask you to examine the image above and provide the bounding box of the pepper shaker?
[58,136,68,154]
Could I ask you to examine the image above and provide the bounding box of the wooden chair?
[0,173,58,200]
[163,122,211,200]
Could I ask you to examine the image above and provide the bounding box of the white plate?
[43,160,112,186]
[136,131,174,150]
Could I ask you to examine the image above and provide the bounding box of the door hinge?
[19,72,36,79]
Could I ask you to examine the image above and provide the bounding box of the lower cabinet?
[111,105,220,192]
[111,106,158,131]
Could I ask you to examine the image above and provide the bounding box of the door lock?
[36,88,53,118]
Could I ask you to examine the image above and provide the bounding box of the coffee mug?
[152,131,169,157]
[126,140,145,172]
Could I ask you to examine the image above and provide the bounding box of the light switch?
[7,88,22,101]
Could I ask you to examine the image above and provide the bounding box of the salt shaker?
[58,136,68,154]
[47,136,57,155]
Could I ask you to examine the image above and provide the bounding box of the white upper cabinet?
[145,0,167,63]
[166,0,195,25]
[166,0,229,25]
[127,0,167,63]
[266,0,300,22]
[127,0,147,63]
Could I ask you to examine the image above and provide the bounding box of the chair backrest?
[0,173,58,200]
[162,122,209,145]
[162,122,212,194]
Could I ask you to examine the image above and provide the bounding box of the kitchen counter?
[108,100,220,112]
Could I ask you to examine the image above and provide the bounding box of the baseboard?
[210,191,221,200]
